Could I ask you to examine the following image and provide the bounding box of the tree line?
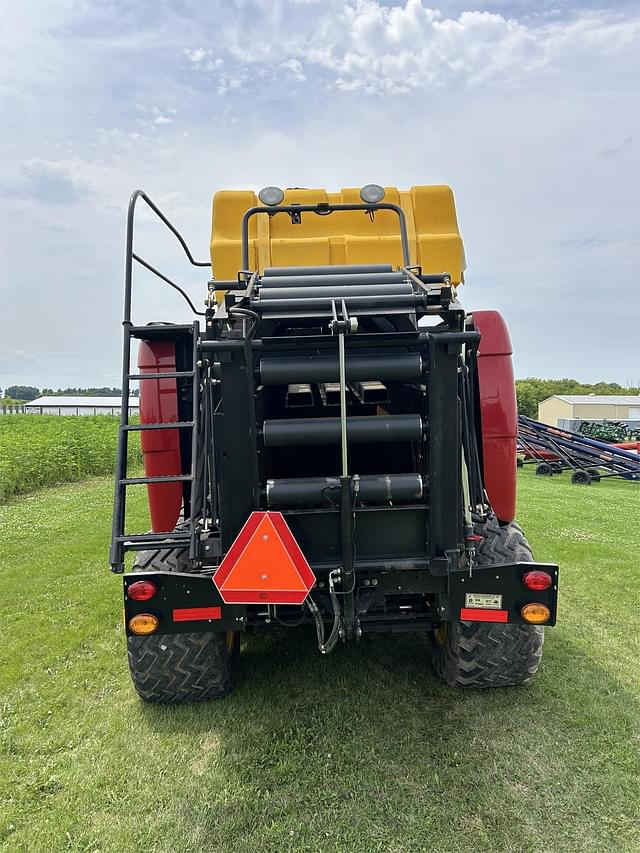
[515,379,639,419]
[2,386,138,402]
[2,380,637,415]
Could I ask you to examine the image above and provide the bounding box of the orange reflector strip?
[173,606,222,622]
[460,608,509,623]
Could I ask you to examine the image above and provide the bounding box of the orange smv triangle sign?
[213,511,316,605]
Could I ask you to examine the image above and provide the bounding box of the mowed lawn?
[1,470,638,852]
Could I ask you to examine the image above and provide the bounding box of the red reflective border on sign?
[460,608,509,623]
[218,589,310,605]
[173,606,222,622]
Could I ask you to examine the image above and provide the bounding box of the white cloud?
[0,0,638,388]
[186,47,208,64]
[18,158,91,204]
[281,58,306,81]
[201,1,640,94]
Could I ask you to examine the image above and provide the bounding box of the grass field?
[0,416,141,503]
[1,469,638,852]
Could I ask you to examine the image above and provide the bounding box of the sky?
[1,0,639,390]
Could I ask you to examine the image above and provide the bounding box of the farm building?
[538,395,640,427]
[24,396,139,417]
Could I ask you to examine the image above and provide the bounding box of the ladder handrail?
[111,188,209,571]
[124,189,209,325]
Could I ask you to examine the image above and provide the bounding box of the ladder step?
[124,421,194,431]
[120,475,192,485]
[128,371,195,380]
[128,324,195,339]
[116,533,191,543]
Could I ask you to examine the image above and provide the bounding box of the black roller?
[260,272,405,288]
[254,294,422,315]
[260,352,422,385]
[263,264,393,277]
[259,283,412,300]
[263,414,422,446]
[266,473,424,507]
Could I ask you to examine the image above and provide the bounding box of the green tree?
[515,381,538,418]
[5,385,40,402]
[515,378,639,420]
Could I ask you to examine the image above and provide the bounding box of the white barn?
[24,396,139,416]
[538,395,640,427]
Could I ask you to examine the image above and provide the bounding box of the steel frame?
[112,190,559,638]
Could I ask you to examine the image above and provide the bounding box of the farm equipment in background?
[578,420,640,443]
[517,416,640,485]
[110,184,559,703]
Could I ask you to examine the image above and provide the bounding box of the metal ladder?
[109,322,201,572]
[109,190,209,572]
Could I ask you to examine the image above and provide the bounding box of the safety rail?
[241,202,412,270]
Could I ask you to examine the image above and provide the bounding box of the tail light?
[128,613,160,635]
[522,570,552,591]
[127,579,158,601]
[520,602,551,624]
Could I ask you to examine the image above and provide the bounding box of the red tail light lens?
[127,579,158,601]
[522,570,552,591]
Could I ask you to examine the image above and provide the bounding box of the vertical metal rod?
[207,377,218,526]
[201,364,210,532]
[338,331,348,476]
[109,194,137,571]
[109,324,130,571]
[189,321,201,561]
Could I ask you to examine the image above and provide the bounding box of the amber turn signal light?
[520,602,551,624]
[128,613,160,635]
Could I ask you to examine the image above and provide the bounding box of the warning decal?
[464,592,503,610]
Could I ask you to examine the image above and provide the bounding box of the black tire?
[428,515,544,688]
[587,467,601,482]
[127,536,237,703]
[571,470,592,485]
[535,463,553,476]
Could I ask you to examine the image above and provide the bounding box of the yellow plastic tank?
[210,185,465,284]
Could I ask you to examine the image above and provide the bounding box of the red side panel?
[138,341,183,533]
[473,310,517,523]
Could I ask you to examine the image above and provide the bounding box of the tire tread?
[429,515,544,688]
[127,532,234,703]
